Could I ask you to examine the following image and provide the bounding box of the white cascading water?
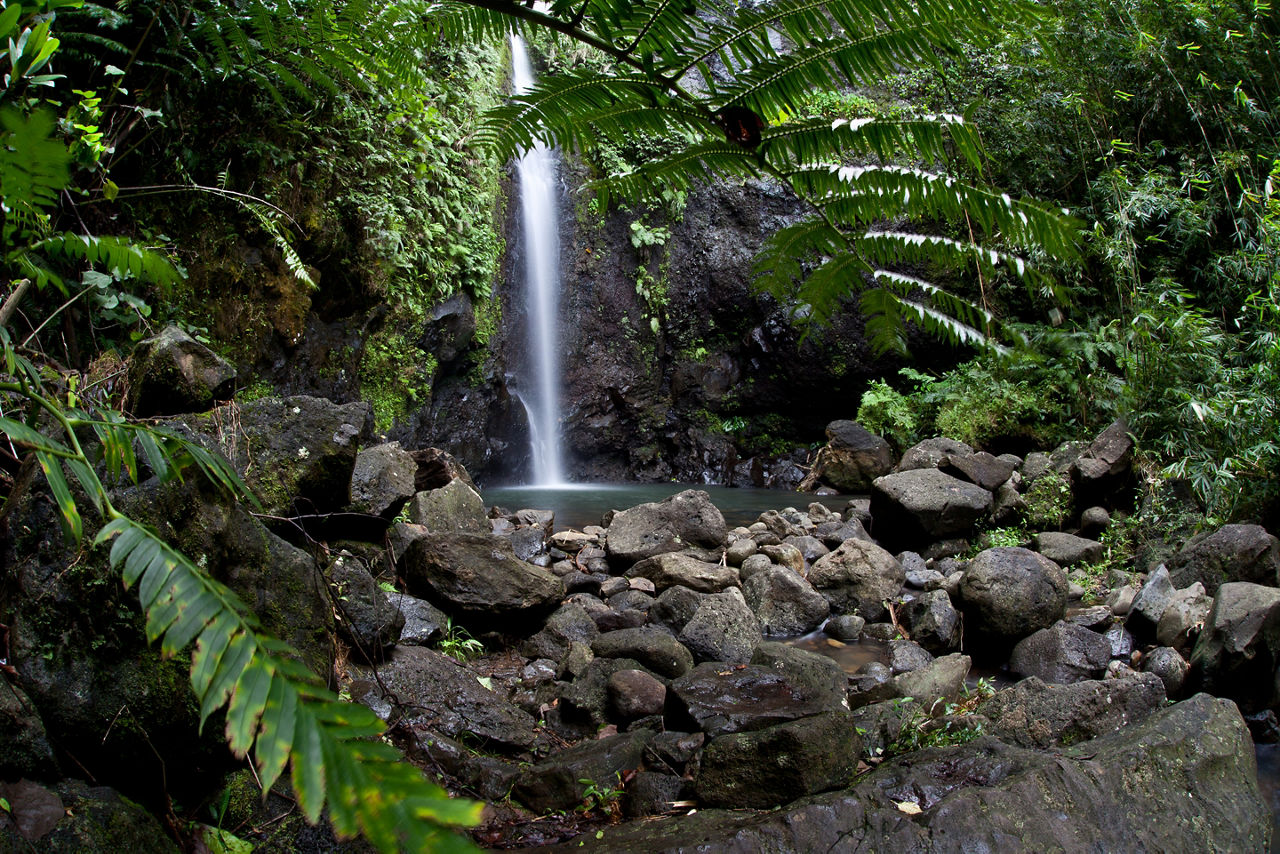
[510,36,567,486]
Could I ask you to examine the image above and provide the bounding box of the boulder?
[126,325,235,417]
[1070,418,1133,502]
[694,711,861,808]
[406,478,489,534]
[749,642,850,708]
[0,778,180,852]
[554,694,1268,852]
[606,489,728,565]
[977,673,1167,749]
[1126,564,1179,637]
[899,590,962,653]
[625,552,739,593]
[1165,523,1280,594]
[183,395,372,516]
[0,682,58,781]
[940,450,1017,491]
[520,602,600,660]
[808,420,895,491]
[350,646,539,752]
[1034,531,1105,568]
[387,592,449,647]
[1009,621,1112,684]
[648,586,706,634]
[348,441,417,516]
[669,662,847,736]
[896,437,975,472]
[1143,647,1190,699]
[870,468,992,552]
[742,568,830,636]
[893,653,970,704]
[512,731,652,814]
[678,588,762,664]
[959,547,1069,646]
[808,538,905,622]
[399,532,565,629]
[591,627,694,679]
[1187,581,1280,713]
[888,639,933,675]
[763,542,806,574]
[327,554,404,661]
[607,669,668,722]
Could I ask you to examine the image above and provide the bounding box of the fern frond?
[29,233,183,288]
[95,516,484,849]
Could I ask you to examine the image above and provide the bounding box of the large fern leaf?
[443,0,1079,353]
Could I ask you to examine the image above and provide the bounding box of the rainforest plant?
[435,0,1081,354]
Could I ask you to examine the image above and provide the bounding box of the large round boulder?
[959,547,1068,646]
[1166,523,1280,594]
[742,568,830,636]
[870,468,992,553]
[808,537,904,622]
[605,489,728,565]
[399,532,565,630]
[807,420,895,491]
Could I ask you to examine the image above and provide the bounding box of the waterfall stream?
[510,36,567,486]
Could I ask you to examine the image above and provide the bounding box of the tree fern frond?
[596,139,764,205]
[765,114,984,173]
[29,233,183,287]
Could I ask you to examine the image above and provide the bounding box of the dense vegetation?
[1,0,1277,848]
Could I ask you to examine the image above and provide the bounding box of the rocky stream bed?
[1,337,1277,851]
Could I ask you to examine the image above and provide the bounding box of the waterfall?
[510,36,567,486]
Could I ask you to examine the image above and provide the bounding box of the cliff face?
[418,157,944,486]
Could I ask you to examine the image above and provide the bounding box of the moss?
[359,327,438,432]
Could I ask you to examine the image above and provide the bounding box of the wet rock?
[669,662,846,737]
[607,589,654,614]
[608,669,668,722]
[1142,646,1190,698]
[1155,591,1212,651]
[896,437,975,472]
[592,627,694,679]
[327,554,404,661]
[893,653,970,705]
[1080,505,1111,537]
[1126,564,1178,637]
[1107,584,1137,617]
[552,694,1268,853]
[941,450,1017,491]
[1070,418,1133,503]
[0,778,179,852]
[750,642,849,709]
[1065,604,1114,630]
[725,537,758,565]
[694,710,861,808]
[347,440,417,517]
[560,658,652,729]
[184,395,371,517]
[510,526,547,562]
[738,552,774,580]
[808,538,905,623]
[647,731,705,773]
[763,542,807,574]
[870,468,993,553]
[959,547,1069,646]
[512,731,652,814]
[899,589,962,653]
[1187,581,1280,713]
[808,420,895,491]
[978,673,1167,749]
[416,731,522,803]
[625,552,739,593]
[648,586,706,634]
[407,478,489,534]
[624,771,685,818]
[1009,621,1112,684]
[594,607,647,632]
[819,517,872,548]
[888,639,933,675]
[990,476,1026,526]
[520,602,600,660]
[1034,531,1105,567]
[551,529,598,551]
[1104,623,1135,659]
[1165,523,1280,594]
[678,588,762,664]
[742,567,830,636]
[400,532,564,630]
[126,324,235,417]
[352,646,539,752]
[826,613,866,641]
[606,489,728,565]
[847,661,897,710]
[0,683,58,781]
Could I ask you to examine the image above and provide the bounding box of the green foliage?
[439,0,1080,355]
[436,617,484,663]
[577,772,624,817]
[360,330,438,433]
[1024,469,1073,530]
[0,340,481,850]
[856,378,920,453]
[888,679,995,755]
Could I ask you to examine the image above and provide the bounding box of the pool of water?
[481,482,858,532]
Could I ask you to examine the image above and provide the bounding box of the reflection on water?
[481,483,856,532]
[1256,744,1280,851]
[788,631,888,672]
